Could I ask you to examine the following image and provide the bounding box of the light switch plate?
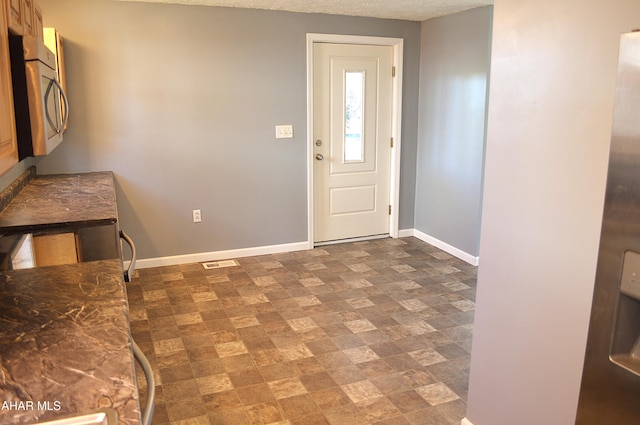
[275,125,294,139]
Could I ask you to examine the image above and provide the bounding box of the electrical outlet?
[192,209,202,223]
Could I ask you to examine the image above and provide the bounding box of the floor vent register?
[201,259,239,270]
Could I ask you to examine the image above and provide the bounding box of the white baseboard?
[399,228,479,266]
[461,418,474,425]
[398,228,416,238]
[130,230,479,269]
[132,241,311,269]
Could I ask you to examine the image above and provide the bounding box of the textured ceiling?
[116,0,493,21]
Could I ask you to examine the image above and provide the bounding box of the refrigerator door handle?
[119,230,136,283]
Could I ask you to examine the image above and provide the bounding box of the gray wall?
[34,0,420,260]
[466,0,640,424]
[0,157,35,191]
[415,7,492,257]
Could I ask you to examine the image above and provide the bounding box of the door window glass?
[344,71,364,162]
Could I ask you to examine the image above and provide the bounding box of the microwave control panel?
[620,250,640,300]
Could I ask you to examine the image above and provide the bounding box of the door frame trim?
[306,33,404,247]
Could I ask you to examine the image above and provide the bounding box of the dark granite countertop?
[0,172,118,232]
[0,260,140,425]
[0,170,142,425]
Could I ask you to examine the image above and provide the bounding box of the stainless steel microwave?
[9,35,69,158]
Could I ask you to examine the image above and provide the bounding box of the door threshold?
[314,234,389,247]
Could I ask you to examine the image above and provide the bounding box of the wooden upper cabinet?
[6,0,23,34]
[5,0,41,38]
[0,1,20,175]
[21,0,33,35]
[32,1,42,39]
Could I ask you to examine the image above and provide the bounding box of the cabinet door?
[6,0,23,34]
[0,5,19,175]
[32,0,42,39]
[21,0,33,35]
[33,233,80,266]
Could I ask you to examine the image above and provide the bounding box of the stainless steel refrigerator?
[576,30,640,424]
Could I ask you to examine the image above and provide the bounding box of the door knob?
[315,153,324,161]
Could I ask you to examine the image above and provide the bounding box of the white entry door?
[313,42,394,243]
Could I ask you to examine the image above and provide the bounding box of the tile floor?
[126,237,477,425]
